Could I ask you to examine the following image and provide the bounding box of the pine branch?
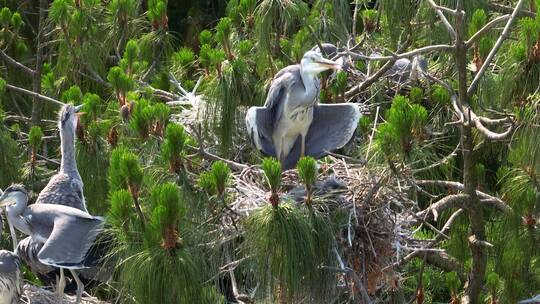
[0,49,35,75]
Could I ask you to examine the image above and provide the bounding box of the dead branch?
[345,39,411,98]
[0,49,35,75]
[415,180,512,214]
[416,194,469,222]
[427,0,457,39]
[468,0,527,97]
[465,14,511,48]
[488,2,536,18]
[5,83,65,107]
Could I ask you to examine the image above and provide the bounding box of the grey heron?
[36,104,87,212]
[0,184,104,304]
[0,250,21,304]
[245,50,361,170]
[16,104,95,299]
[379,55,428,83]
[0,188,17,252]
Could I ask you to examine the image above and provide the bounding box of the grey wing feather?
[281,103,360,170]
[246,107,276,156]
[306,104,360,156]
[246,69,298,156]
[37,215,103,269]
[36,173,87,212]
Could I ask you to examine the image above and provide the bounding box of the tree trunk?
[31,0,47,126]
[455,3,487,302]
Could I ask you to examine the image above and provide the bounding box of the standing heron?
[36,104,87,212]
[16,104,96,299]
[0,250,21,304]
[0,184,104,304]
[246,50,361,169]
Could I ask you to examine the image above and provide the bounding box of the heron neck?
[6,198,32,236]
[60,129,77,174]
[300,68,318,94]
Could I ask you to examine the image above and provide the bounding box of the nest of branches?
[225,156,411,297]
[18,283,108,304]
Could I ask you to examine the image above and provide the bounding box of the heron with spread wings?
[0,185,103,304]
[246,50,361,170]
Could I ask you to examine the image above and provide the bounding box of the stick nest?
[225,155,415,295]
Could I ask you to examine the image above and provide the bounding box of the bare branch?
[417,194,469,222]
[0,49,35,76]
[186,144,249,171]
[472,117,513,140]
[344,40,413,98]
[339,44,453,62]
[5,83,65,107]
[488,2,536,18]
[425,251,465,280]
[465,14,511,48]
[467,0,527,97]
[427,0,457,39]
[413,143,460,174]
[415,180,513,214]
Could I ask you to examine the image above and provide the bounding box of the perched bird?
[246,50,361,170]
[380,55,428,83]
[0,189,17,252]
[0,250,21,304]
[0,184,104,304]
[35,104,87,212]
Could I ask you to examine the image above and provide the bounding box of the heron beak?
[315,58,342,70]
[74,104,84,113]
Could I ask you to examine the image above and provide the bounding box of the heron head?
[301,50,341,75]
[58,104,83,132]
[0,184,29,207]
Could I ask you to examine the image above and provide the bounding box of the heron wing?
[37,215,103,269]
[247,69,299,156]
[281,103,360,170]
[245,107,276,156]
[35,173,87,212]
[306,104,361,156]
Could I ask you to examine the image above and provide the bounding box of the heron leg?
[56,268,66,298]
[274,136,283,164]
[300,134,306,157]
[69,269,84,304]
[8,220,18,251]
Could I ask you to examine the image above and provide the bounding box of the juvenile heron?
[0,250,21,304]
[381,55,428,83]
[246,50,361,170]
[0,184,104,304]
[0,189,17,252]
[36,104,87,212]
